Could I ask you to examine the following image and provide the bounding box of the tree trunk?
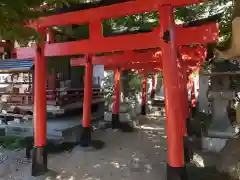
[215,0,240,59]
[233,0,240,18]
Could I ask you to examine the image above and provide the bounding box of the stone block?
[202,137,228,152]
[0,127,5,136]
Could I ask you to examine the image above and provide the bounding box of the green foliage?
[0,0,234,48]
[102,71,114,104]
[176,0,233,51]
[128,71,143,93]
[0,0,87,42]
[0,136,26,149]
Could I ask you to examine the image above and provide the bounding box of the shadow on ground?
[188,166,235,180]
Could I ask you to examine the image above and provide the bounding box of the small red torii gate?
[105,61,162,117]
[103,58,203,124]
[70,45,206,121]
[70,46,206,140]
[15,0,219,179]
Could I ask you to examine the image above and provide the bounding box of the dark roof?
[211,60,240,72]
[182,13,222,28]
[0,59,34,72]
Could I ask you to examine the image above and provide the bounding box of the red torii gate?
[70,45,206,120]
[70,45,207,66]
[103,59,203,123]
[105,61,162,116]
[70,46,206,165]
[15,0,219,179]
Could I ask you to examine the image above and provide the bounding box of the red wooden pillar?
[179,61,193,164]
[112,68,121,129]
[159,6,187,180]
[80,54,93,147]
[150,73,157,99]
[179,62,189,136]
[141,74,147,115]
[32,31,48,176]
[183,69,190,119]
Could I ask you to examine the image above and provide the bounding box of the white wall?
[93,65,104,86]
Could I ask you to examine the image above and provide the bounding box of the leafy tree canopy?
[0,0,88,42]
[0,0,235,50]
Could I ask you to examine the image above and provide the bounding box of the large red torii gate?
[16,24,216,59]
[15,0,219,179]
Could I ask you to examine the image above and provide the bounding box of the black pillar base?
[25,136,33,159]
[79,126,91,147]
[191,107,196,118]
[184,136,193,164]
[150,90,156,99]
[112,114,121,129]
[141,104,146,115]
[185,117,194,163]
[32,146,48,177]
[167,164,188,180]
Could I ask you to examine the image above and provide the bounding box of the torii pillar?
[112,68,121,129]
[179,60,193,163]
[150,73,157,99]
[80,54,93,146]
[32,31,48,176]
[159,6,186,180]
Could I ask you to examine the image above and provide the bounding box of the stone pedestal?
[198,75,211,114]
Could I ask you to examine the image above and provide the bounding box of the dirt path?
[0,114,167,180]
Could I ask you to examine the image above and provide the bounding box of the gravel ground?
[0,114,168,180]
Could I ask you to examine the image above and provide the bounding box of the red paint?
[90,20,102,41]
[82,54,93,128]
[70,45,207,67]
[182,65,190,119]
[159,5,184,167]
[135,69,161,74]
[34,34,47,147]
[113,68,120,114]
[16,23,218,59]
[178,60,188,136]
[180,45,207,62]
[175,24,218,45]
[142,74,147,105]
[105,62,162,71]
